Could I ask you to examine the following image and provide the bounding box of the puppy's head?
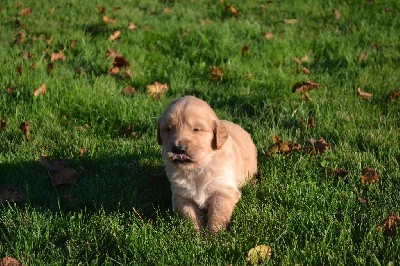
[157,96,228,169]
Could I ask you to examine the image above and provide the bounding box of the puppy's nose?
[172,145,187,154]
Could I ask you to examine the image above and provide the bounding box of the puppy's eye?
[193,128,200,132]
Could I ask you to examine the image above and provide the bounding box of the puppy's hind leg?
[173,195,206,232]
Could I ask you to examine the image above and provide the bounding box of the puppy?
[157,96,257,233]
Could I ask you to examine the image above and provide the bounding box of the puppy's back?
[221,120,257,181]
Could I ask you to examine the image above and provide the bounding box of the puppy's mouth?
[172,153,192,164]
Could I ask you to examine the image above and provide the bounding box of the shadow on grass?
[0,152,171,219]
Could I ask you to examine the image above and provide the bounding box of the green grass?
[1,0,400,264]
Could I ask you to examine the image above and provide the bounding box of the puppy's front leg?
[206,190,240,233]
[173,195,206,232]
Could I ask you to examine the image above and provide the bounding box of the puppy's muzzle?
[171,145,192,164]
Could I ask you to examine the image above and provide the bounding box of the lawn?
[1,0,399,265]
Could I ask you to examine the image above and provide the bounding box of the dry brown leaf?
[119,125,138,138]
[51,167,79,186]
[376,213,400,237]
[19,121,30,141]
[15,31,26,44]
[247,245,272,265]
[41,155,69,171]
[97,6,106,14]
[20,7,31,16]
[241,45,249,56]
[334,9,341,20]
[0,119,6,130]
[109,31,121,41]
[128,22,137,30]
[361,167,380,185]
[293,57,302,65]
[113,56,130,68]
[106,48,122,59]
[147,81,169,100]
[329,168,349,177]
[23,51,33,59]
[123,85,136,96]
[6,87,15,94]
[302,67,311,75]
[356,87,373,99]
[300,117,315,129]
[103,16,117,24]
[34,83,47,96]
[359,52,367,62]
[16,65,22,75]
[108,67,120,75]
[304,137,330,155]
[267,135,302,156]
[388,91,400,101]
[209,66,224,81]
[284,18,298,24]
[225,5,240,17]
[77,147,87,156]
[292,81,320,93]
[264,32,274,40]
[0,257,22,266]
[50,51,66,62]
[0,184,26,203]
[47,62,55,74]
[70,40,77,48]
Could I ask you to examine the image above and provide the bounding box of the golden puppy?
[157,96,257,233]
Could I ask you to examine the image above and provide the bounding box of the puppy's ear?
[212,120,228,150]
[157,118,162,145]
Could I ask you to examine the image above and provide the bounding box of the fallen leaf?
[0,184,26,203]
[20,7,31,16]
[334,9,341,20]
[247,245,272,265]
[0,257,22,266]
[113,56,130,68]
[329,168,349,177]
[19,121,30,141]
[302,67,311,75]
[119,125,138,137]
[293,57,302,65]
[225,5,240,17]
[209,66,224,81]
[267,135,302,156]
[241,45,249,56]
[16,1,22,8]
[15,31,26,44]
[34,83,47,96]
[41,155,69,171]
[300,117,315,128]
[0,119,6,130]
[103,16,117,24]
[16,65,22,75]
[304,137,330,155]
[51,167,78,186]
[6,87,15,94]
[77,147,87,156]
[123,85,136,96]
[376,213,400,237]
[292,81,320,93]
[358,197,369,204]
[356,87,373,99]
[301,56,310,63]
[388,91,400,101]
[47,62,55,74]
[147,81,169,100]
[23,51,33,59]
[359,52,367,62]
[128,22,137,30]
[264,32,274,40]
[50,51,66,62]
[97,6,106,14]
[106,48,122,59]
[70,41,77,48]
[109,31,121,41]
[163,7,172,14]
[284,18,298,24]
[361,167,380,185]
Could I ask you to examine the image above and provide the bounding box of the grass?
[1,0,400,264]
